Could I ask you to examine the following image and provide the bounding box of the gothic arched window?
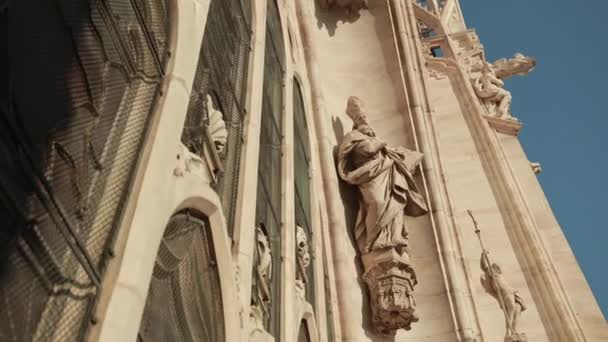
[293,78,316,305]
[181,0,252,238]
[0,0,172,339]
[253,0,285,337]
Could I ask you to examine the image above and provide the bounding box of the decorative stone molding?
[530,162,542,174]
[295,225,311,296]
[485,116,523,136]
[317,0,368,18]
[428,68,447,80]
[337,97,428,335]
[249,312,274,342]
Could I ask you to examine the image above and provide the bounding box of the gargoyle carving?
[491,53,536,80]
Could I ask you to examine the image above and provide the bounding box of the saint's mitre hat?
[346,96,365,122]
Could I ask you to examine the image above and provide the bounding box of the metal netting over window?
[293,79,316,305]
[298,319,312,342]
[181,0,251,239]
[253,0,285,336]
[138,212,225,342]
[0,0,170,340]
[322,216,336,342]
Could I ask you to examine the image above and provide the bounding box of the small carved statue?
[473,62,513,120]
[251,225,273,326]
[295,225,311,294]
[337,96,428,334]
[480,251,527,342]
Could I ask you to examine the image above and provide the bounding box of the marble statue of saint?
[473,62,513,119]
[337,96,428,255]
[480,251,527,342]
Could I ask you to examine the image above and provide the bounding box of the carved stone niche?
[362,250,418,335]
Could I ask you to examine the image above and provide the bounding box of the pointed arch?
[252,0,286,338]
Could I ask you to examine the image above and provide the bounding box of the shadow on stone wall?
[314,0,361,37]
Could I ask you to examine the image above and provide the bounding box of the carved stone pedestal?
[486,116,523,136]
[505,333,527,342]
[362,250,418,335]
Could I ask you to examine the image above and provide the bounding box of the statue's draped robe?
[337,130,428,253]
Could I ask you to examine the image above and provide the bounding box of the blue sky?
[459,0,608,318]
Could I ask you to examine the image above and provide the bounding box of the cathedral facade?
[1,0,607,341]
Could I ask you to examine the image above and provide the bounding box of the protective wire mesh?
[138,212,225,342]
[253,0,284,336]
[298,319,312,342]
[0,0,170,340]
[293,79,316,305]
[181,0,251,239]
[322,215,336,342]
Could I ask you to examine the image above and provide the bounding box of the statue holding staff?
[468,210,527,342]
[337,96,428,333]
